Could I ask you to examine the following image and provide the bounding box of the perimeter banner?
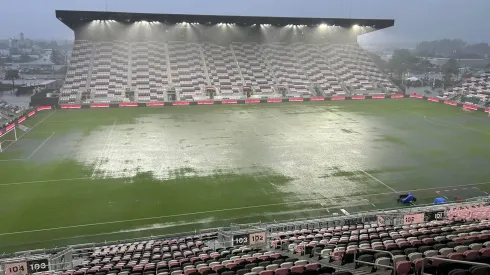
[351,95,366,100]
[245,99,260,104]
[91,103,110,108]
[310,97,325,101]
[221,99,238,104]
[444,100,457,106]
[463,104,478,110]
[427,97,439,102]
[267,98,282,103]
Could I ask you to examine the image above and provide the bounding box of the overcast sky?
[1,0,489,44]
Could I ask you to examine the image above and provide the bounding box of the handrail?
[353,248,395,271]
[421,257,490,274]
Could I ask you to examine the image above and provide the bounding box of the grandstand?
[448,72,490,108]
[3,10,490,275]
[56,10,398,104]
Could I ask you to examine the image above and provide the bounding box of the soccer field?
[1,99,490,253]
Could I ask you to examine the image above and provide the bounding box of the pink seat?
[184,268,196,275]
[464,250,479,261]
[481,248,490,257]
[274,268,289,275]
[395,261,411,275]
[413,258,425,273]
[448,253,464,260]
[259,271,274,275]
[290,266,304,273]
[305,263,319,270]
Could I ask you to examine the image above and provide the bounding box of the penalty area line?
[0,111,56,153]
[26,132,55,159]
[360,170,398,193]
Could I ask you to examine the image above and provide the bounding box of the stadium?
[1,8,490,275]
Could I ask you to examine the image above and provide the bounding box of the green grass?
[1,99,490,253]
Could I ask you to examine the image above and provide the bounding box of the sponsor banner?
[372,95,386,99]
[119,103,138,107]
[391,94,405,99]
[444,100,457,106]
[172,101,190,106]
[0,129,2,135]
[463,104,478,111]
[17,116,26,123]
[267,98,282,103]
[410,94,424,99]
[404,213,425,225]
[91,103,110,108]
[146,102,165,107]
[37,106,52,111]
[486,108,490,113]
[427,97,439,103]
[28,111,36,117]
[310,97,325,101]
[6,123,16,132]
[197,100,214,105]
[221,99,238,104]
[331,96,345,101]
[289,97,304,102]
[61,104,82,109]
[351,95,366,100]
[245,99,260,104]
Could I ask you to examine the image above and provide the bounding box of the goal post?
[0,127,18,153]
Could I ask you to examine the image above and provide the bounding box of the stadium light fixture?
[353,24,359,28]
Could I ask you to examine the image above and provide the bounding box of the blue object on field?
[434,197,447,205]
[401,192,415,203]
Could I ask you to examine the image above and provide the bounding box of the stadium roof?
[56,10,394,30]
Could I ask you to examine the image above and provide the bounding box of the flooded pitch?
[1,99,490,251]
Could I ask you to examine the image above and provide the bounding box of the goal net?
[0,126,17,153]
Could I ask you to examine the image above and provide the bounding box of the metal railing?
[421,257,490,275]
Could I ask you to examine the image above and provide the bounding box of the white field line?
[411,112,490,136]
[1,172,490,199]
[0,111,56,153]
[0,197,377,237]
[360,170,398,193]
[0,177,90,187]
[91,118,117,179]
[26,132,55,159]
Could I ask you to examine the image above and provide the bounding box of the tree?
[50,49,65,65]
[388,49,419,78]
[441,58,460,89]
[4,70,20,94]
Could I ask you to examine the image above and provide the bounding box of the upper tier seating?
[201,43,242,94]
[60,41,400,104]
[61,40,93,103]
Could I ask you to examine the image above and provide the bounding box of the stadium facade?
[56,10,398,105]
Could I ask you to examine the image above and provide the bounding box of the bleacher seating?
[451,72,490,107]
[269,204,490,275]
[60,41,399,104]
[0,101,22,126]
[22,203,490,275]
